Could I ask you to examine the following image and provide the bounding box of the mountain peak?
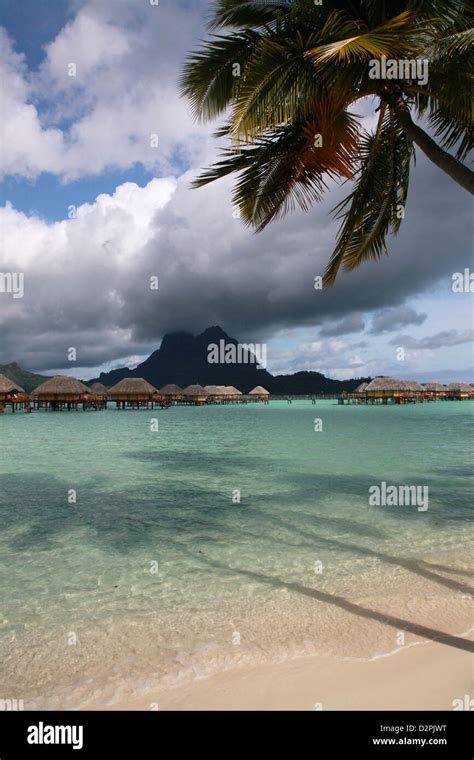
[86,325,367,394]
[197,326,231,341]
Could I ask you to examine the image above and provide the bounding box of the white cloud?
[43,11,131,82]
[0,2,212,181]
[0,29,66,178]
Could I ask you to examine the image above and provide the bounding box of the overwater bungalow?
[225,386,243,400]
[182,384,209,405]
[364,377,424,404]
[108,378,161,409]
[447,382,472,400]
[248,386,270,402]
[0,374,28,413]
[403,380,426,400]
[89,382,109,408]
[209,386,232,403]
[354,382,369,396]
[160,384,185,403]
[204,385,224,402]
[422,383,448,400]
[31,376,91,411]
[89,382,108,398]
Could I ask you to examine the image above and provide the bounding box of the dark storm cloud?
[319,314,366,337]
[370,306,427,334]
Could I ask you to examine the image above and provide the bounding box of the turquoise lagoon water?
[0,401,472,707]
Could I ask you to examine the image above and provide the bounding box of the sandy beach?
[88,638,472,711]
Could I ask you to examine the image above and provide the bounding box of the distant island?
[0,326,369,395]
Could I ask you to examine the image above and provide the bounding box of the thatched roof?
[160,384,183,395]
[365,377,424,392]
[204,385,223,395]
[403,380,425,391]
[354,382,368,393]
[31,375,90,396]
[422,383,447,391]
[365,377,401,391]
[183,384,209,396]
[89,382,109,394]
[215,386,242,396]
[249,386,270,396]
[108,378,158,395]
[448,382,472,391]
[0,373,25,394]
[226,386,243,395]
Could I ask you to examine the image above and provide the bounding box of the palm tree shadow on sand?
[190,553,474,654]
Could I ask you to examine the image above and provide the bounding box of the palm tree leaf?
[208,0,292,31]
[306,10,422,66]
[228,34,325,139]
[240,102,360,229]
[324,109,414,286]
[410,27,474,160]
[180,30,262,121]
[195,101,359,230]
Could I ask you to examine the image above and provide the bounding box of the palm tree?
[180,0,473,285]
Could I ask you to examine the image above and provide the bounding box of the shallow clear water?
[0,401,472,707]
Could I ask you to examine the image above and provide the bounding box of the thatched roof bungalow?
[160,383,184,401]
[354,382,369,394]
[0,373,25,397]
[89,382,109,397]
[31,376,90,409]
[0,373,27,412]
[32,375,90,398]
[225,386,243,399]
[403,380,425,394]
[447,382,472,400]
[248,385,270,400]
[108,378,157,397]
[108,378,160,408]
[183,384,209,405]
[422,383,447,398]
[204,385,224,400]
[364,377,424,403]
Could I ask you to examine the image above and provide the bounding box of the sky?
[0,0,472,383]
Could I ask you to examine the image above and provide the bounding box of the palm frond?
[208,0,292,31]
[228,34,323,139]
[180,30,262,121]
[410,25,474,160]
[324,109,414,286]
[306,10,422,66]
[195,100,359,230]
[431,26,474,58]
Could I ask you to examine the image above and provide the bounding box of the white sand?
[103,639,472,711]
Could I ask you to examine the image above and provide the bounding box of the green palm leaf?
[324,109,415,286]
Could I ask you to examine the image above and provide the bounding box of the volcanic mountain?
[87,326,368,394]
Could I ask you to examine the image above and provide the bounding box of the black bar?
[0,710,471,758]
